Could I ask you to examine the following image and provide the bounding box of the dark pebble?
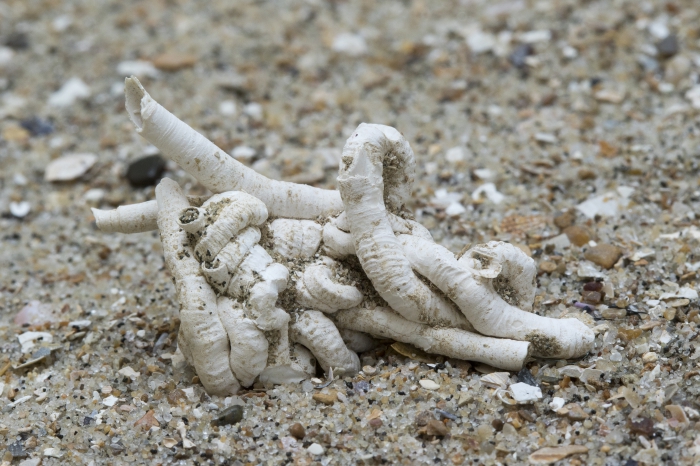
[509,44,533,69]
[583,282,603,292]
[126,155,166,188]
[211,405,243,426]
[517,367,538,387]
[8,440,27,458]
[627,417,655,437]
[656,34,679,59]
[4,32,29,50]
[20,117,53,136]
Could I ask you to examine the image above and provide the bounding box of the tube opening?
[124,76,146,129]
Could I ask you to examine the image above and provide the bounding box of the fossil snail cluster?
[92,77,595,396]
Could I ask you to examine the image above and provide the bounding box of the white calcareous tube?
[92,201,158,234]
[337,123,469,329]
[124,77,343,219]
[193,192,268,262]
[268,219,323,259]
[334,307,530,371]
[156,178,240,396]
[399,235,595,359]
[201,226,261,293]
[296,263,364,313]
[92,196,208,234]
[321,222,355,259]
[461,241,537,311]
[290,310,361,375]
[217,297,269,387]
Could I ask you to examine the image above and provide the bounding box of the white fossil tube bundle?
[90,78,597,396]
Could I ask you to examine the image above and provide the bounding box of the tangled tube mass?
[92,77,595,395]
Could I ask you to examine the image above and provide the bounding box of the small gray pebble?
[517,367,538,387]
[211,405,244,426]
[656,34,679,58]
[126,155,166,188]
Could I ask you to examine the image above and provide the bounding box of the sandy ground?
[2,0,700,464]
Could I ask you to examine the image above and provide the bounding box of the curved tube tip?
[90,207,110,232]
[566,322,596,359]
[201,260,230,294]
[91,207,116,233]
[304,265,363,311]
[177,207,206,234]
[527,319,596,360]
[124,76,147,130]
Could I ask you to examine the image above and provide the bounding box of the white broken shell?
[508,382,543,403]
[18,331,53,354]
[45,153,97,181]
[480,372,510,389]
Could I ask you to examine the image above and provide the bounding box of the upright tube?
[125,77,343,219]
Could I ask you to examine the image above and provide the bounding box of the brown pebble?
[556,261,567,274]
[581,290,602,304]
[2,125,30,143]
[529,445,588,464]
[423,419,449,437]
[628,417,655,437]
[152,52,197,71]
[134,409,160,430]
[167,388,186,405]
[518,410,536,422]
[505,412,522,429]
[563,225,590,247]
[491,419,504,432]
[553,209,575,229]
[369,418,383,429]
[289,422,306,439]
[598,140,617,157]
[24,436,37,449]
[500,214,549,236]
[312,390,338,405]
[666,405,689,426]
[618,328,643,341]
[584,243,622,269]
[663,308,677,321]
[565,404,588,421]
[560,376,571,389]
[414,410,434,427]
[578,168,597,180]
[539,261,557,273]
[583,282,603,292]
